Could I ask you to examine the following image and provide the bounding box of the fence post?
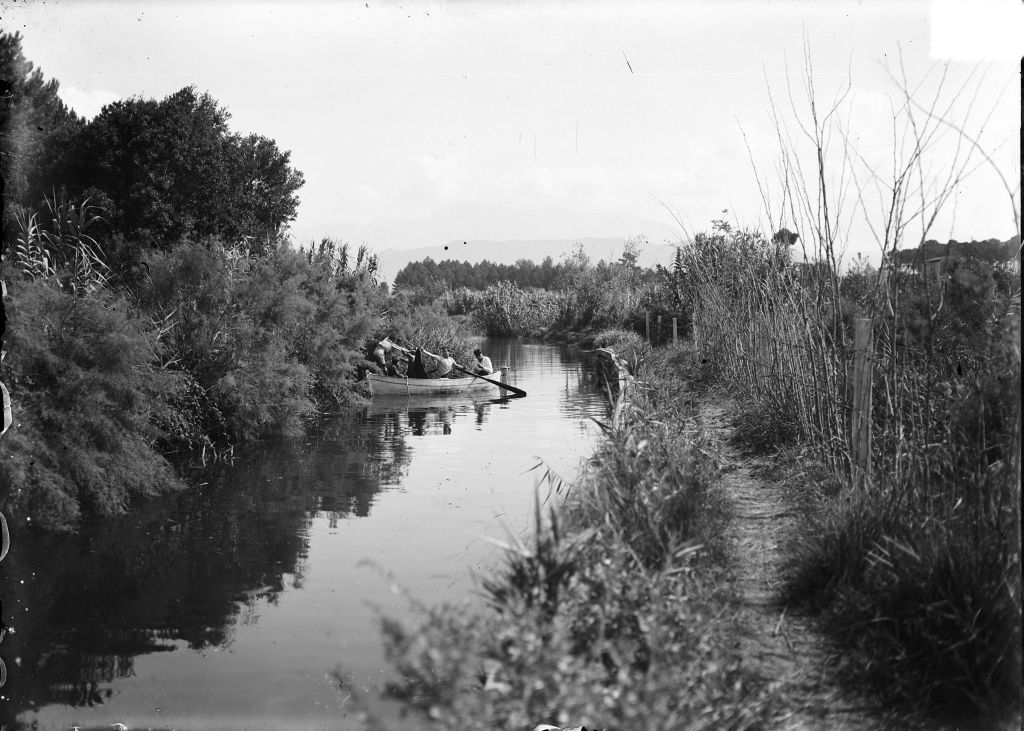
[851,318,873,489]
[672,317,677,345]
[656,315,662,344]
[645,311,650,342]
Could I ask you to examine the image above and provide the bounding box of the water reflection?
[2,339,612,730]
[365,394,511,438]
[1,409,412,728]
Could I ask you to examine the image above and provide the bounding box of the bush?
[730,395,802,453]
[589,329,651,374]
[383,295,478,366]
[139,239,385,440]
[0,279,183,529]
[784,488,1021,724]
[467,281,564,337]
[380,556,776,731]
[138,241,311,440]
[0,233,395,529]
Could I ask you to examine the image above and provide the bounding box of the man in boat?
[384,354,405,377]
[368,337,413,375]
[421,346,459,378]
[472,347,493,375]
[381,340,426,378]
[367,340,389,374]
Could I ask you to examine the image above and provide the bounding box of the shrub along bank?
[1,279,184,528]
[0,234,398,531]
[0,228,491,532]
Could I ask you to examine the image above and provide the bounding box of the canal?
[2,339,610,730]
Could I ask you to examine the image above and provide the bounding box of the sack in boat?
[409,348,429,379]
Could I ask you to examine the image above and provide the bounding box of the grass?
[479,488,598,618]
[729,395,802,454]
[783,482,1021,727]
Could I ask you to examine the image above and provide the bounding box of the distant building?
[886,237,1020,280]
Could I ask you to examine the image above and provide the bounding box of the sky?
[2,0,1020,263]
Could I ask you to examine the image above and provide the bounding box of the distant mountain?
[374,237,679,284]
[288,202,682,255]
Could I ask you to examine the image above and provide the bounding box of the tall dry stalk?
[713,44,1022,719]
[703,42,1019,498]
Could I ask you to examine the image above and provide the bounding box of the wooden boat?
[366,367,509,396]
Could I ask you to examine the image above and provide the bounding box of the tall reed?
[684,48,1022,723]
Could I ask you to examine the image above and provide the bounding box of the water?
[1,340,610,731]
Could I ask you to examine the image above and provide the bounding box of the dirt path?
[697,400,881,731]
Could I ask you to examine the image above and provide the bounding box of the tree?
[0,31,83,246]
[68,86,303,250]
[225,134,305,253]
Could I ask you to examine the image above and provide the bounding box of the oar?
[451,363,527,398]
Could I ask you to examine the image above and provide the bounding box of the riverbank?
[376,344,766,728]
[0,239,393,531]
[373,344,838,729]
[375,340,1016,730]
[0,235,510,532]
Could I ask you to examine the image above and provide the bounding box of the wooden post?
[672,317,677,345]
[656,315,662,344]
[851,318,873,489]
[645,311,650,342]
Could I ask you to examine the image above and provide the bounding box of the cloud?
[376,154,718,228]
[417,154,466,202]
[59,86,122,119]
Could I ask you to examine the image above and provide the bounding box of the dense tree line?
[0,32,389,531]
[393,255,565,294]
[1,31,303,259]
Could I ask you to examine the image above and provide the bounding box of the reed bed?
[675,50,1023,722]
[444,281,566,338]
[684,225,850,468]
[440,246,661,339]
[682,216,1020,723]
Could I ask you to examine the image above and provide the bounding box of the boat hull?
[366,369,508,396]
